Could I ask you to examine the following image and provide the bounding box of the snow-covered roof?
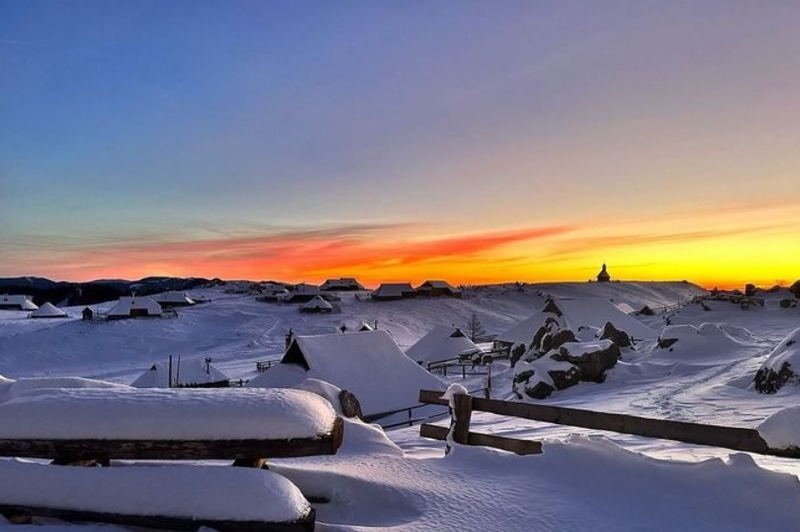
[131,358,229,388]
[29,302,67,319]
[0,294,38,310]
[294,283,321,294]
[321,278,365,290]
[300,296,333,311]
[248,330,443,415]
[107,296,163,317]
[418,280,460,292]
[151,291,195,305]
[371,283,416,298]
[496,298,657,345]
[406,326,481,364]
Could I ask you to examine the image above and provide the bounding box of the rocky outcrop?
[599,322,632,348]
[513,332,621,400]
[754,329,800,394]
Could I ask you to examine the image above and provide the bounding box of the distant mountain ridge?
[0,276,216,307]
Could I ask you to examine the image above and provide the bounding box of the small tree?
[466,313,486,342]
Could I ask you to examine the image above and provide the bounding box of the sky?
[1,1,799,288]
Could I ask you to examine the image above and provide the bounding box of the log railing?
[418,389,800,459]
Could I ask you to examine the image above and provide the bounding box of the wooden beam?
[0,417,344,461]
[0,505,315,532]
[451,393,472,446]
[419,390,800,459]
[420,424,542,456]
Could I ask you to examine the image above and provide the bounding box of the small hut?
[82,307,95,321]
[152,291,196,308]
[0,295,38,311]
[132,357,229,388]
[299,296,334,314]
[29,302,67,319]
[416,280,462,298]
[371,283,417,301]
[320,278,365,291]
[107,296,163,320]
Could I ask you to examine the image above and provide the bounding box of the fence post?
[462,365,466,379]
[447,392,473,454]
[486,363,492,399]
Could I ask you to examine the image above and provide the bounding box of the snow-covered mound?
[655,323,756,359]
[248,331,443,415]
[0,460,309,523]
[754,327,800,394]
[0,388,336,440]
[0,375,128,404]
[758,406,800,450]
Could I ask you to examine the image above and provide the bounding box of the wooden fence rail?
[418,389,800,459]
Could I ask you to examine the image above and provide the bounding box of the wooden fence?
[418,389,800,459]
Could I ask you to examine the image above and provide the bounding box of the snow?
[758,407,800,450]
[248,331,443,415]
[3,281,800,531]
[107,296,163,318]
[29,302,67,319]
[760,327,800,372]
[405,325,480,364]
[559,339,614,357]
[0,376,128,403]
[0,388,337,440]
[496,297,656,346]
[0,460,309,523]
[555,298,657,340]
[131,358,229,388]
[514,356,575,388]
[656,323,758,360]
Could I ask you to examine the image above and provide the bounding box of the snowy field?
[2,281,800,531]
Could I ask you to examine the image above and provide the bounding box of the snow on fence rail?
[0,461,315,532]
[418,389,800,458]
[0,388,344,461]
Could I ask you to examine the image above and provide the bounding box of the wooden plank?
[420,424,542,456]
[419,390,799,458]
[0,417,344,461]
[0,505,315,532]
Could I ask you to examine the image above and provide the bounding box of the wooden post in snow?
[446,391,473,454]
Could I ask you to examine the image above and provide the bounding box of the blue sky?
[2,1,799,285]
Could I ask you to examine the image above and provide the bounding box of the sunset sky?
[2,1,799,288]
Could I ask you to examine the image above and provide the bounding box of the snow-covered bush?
[754,327,800,394]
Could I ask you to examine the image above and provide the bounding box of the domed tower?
[597,263,611,282]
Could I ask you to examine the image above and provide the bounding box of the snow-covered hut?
[416,280,462,298]
[282,283,322,303]
[247,330,443,415]
[406,326,481,365]
[29,302,67,319]
[152,291,195,308]
[107,296,163,319]
[371,283,417,301]
[0,295,38,311]
[320,277,365,291]
[495,297,656,351]
[339,320,374,333]
[299,296,334,314]
[82,307,95,321]
[131,358,230,388]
